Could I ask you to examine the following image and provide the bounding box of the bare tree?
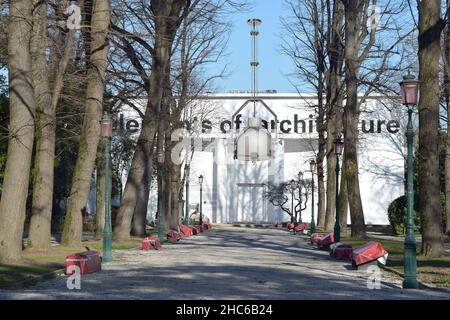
[417,0,445,257]
[281,0,328,230]
[113,0,191,240]
[324,0,344,232]
[62,0,111,247]
[341,0,374,239]
[27,0,77,250]
[340,0,409,239]
[113,0,243,238]
[265,182,297,223]
[162,1,235,230]
[265,180,311,224]
[444,0,450,236]
[0,0,35,262]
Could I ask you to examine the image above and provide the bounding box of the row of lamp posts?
[327,72,419,289]
[99,72,419,289]
[183,165,204,226]
[288,159,316,233]
[289,140,342,238]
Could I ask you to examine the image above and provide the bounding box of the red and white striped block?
[65,250,102,275]
[167,230,181,243]
[179,224,193,237]
[142,235,161,250]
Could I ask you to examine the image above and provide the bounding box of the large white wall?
[114,93,405,225]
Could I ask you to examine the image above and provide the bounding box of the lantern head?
[334,136,344,156]
[199,174,204,184]
[184,165,190,180]
[399,72,419,106]
[310,159,316,173]
[157,151,165,164]
[235,117,272,162]
[100,112,112,137]
[290,179,297,189]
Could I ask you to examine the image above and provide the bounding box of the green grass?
[0,263,63,287]
[341,235,450,288]
[21,254,66,264]
[0,237,144,287]
[83,239,142,251]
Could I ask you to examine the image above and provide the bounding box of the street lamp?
[399,72,420,289]
[157,150,165,242]
[184,165,190,226]
[232,19,278,165]
[290,179,296,224]
[100,112,112,263]
[334,136,344,243]
[297,172,303,224]
[310,159,317,234]
[199,175,204,225]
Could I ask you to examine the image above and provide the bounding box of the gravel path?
[1,225,449,300]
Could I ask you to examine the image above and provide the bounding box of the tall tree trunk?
[28,0,75,250]
[445,0,450,236]
[323,0,344,231]
[114,114,155,240]
[27,0,53,251]
[62,0,110,247]
[165,146,182,230]
[0,0,35,262]
[417,0,445,257]
[130,174,150,236]
[95,143,105,239]
[339,154,348,231]
[343,1,366,239]
[315,0,326,230]
[114,0,187,240]
[316,159,326,228]
[324,115,338,231]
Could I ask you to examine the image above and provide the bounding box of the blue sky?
[211,0,296,93]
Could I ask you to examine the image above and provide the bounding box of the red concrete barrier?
[142,235,161,250]
[65,250,102,275]
[330,243,353,261]
[352,241,388,267]
[310,233,322,244]
[167,230,181,243]
[179,224,193,237]
[202,221,212,230]
[318,232,334,249]
[294,224,308,233]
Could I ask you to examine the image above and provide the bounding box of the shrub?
[388,192,447,236]
[387,195,420,236]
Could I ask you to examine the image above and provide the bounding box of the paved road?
[1,225,449,300]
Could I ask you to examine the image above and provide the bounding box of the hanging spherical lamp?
[235,117,273,162]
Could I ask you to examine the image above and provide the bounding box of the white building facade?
[118,92,407,225]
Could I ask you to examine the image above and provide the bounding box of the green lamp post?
[297,172,303,224]
[199,175,204,225]
[310,159,317,234]
[184,165,190,226]
[157,150,166,242]
[101,112,112,263]
[290,179,297,224]
[333,136,344,243]
[399,72,420,289]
